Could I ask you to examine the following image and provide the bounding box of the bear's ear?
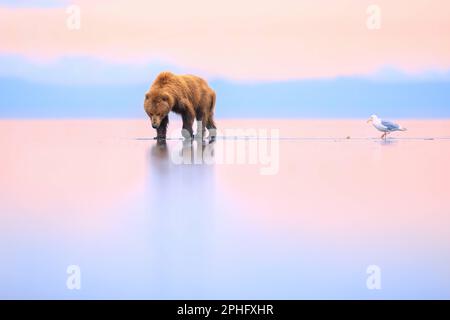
[158,72,172,84]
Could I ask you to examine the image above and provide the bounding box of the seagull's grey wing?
[381,120,400,130]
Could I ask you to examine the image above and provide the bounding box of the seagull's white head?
[367,114,379,123]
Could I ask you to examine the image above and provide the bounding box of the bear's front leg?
[155,116,169,140]
[181,112,194,140]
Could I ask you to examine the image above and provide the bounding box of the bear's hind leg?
[206,115,217,141]
[194,120,206,140]
[206,92,217,141]
[194,110,206,140]
[201,118,207,138]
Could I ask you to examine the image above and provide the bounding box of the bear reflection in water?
[146,138,217,291]
[149,138,216,171]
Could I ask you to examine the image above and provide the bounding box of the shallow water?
[1,119,450,299]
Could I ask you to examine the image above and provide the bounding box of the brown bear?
[144,72,217,140]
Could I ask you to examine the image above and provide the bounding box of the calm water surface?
[1,119,450,299]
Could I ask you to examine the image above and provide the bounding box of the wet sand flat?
[1,119,450,299]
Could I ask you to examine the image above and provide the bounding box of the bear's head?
[144,91,173,129]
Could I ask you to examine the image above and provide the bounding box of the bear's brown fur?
[144,72,217,140]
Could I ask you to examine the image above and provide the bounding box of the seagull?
[367,115,407,140]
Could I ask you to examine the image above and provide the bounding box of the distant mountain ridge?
[1,76,449,118]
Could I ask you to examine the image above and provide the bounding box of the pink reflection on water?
[0,120,148,231]
[1,119,450,299]
[212,120,450,248]
[1,118,449,240]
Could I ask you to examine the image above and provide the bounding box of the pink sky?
[1,0,450,80]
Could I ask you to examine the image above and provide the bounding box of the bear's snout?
[151,116,161,129]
